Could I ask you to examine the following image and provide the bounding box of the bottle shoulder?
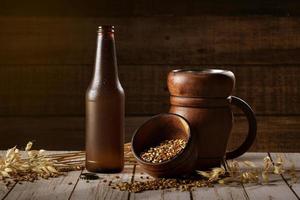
[86,84,124,101]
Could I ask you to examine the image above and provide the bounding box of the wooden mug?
[168,69,257,169]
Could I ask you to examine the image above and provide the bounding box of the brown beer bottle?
[86,25,124,173]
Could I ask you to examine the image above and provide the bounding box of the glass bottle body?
[86,26,124,173]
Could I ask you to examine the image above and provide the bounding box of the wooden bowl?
[131,113,198,178]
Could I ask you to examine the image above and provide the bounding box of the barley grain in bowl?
[131,113,198,178]
[140,139,187,163]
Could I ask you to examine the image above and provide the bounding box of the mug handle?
[225,96,257,159]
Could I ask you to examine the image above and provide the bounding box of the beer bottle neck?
[93,31,119,86]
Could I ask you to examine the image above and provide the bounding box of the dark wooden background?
[0,0,300,151]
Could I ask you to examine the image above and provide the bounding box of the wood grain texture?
[234,153,298,200]
[0,65,299,116]
[0,152,299,199]
[130,165,191,200]
[0,116,299,151]
[129,165,164,200]
[4,170,82,200]
[192,152,248,200]
[1,0,300,17]
[1,16,300,65]
[192,185,247,199]
[270,153,300,197]
[228,116,300,152]
[70,166,133,200]
[0,116,147,150]
[0,14,299,154]
[0,180,15,200]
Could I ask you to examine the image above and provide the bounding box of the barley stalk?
[0,142,135,185]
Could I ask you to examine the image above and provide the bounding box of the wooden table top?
[0,152,299,200]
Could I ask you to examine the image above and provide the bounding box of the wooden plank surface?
[1,0,300,17]
[129,165,164,200]
[0,116,147,150]
[233,153,299,200]
[0,182,16,200]
[129,165,191,200]
[0,151,73,200]
[192,185,248,200]
[270,153,300,197]
[0,65,299,116]
[70,166,133,200]
[0,152,299,199]
[0,116,299,152]
[0,151,83,200]
[192,154,248,199]
[1,16,300,65]
[4,170,82,200]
